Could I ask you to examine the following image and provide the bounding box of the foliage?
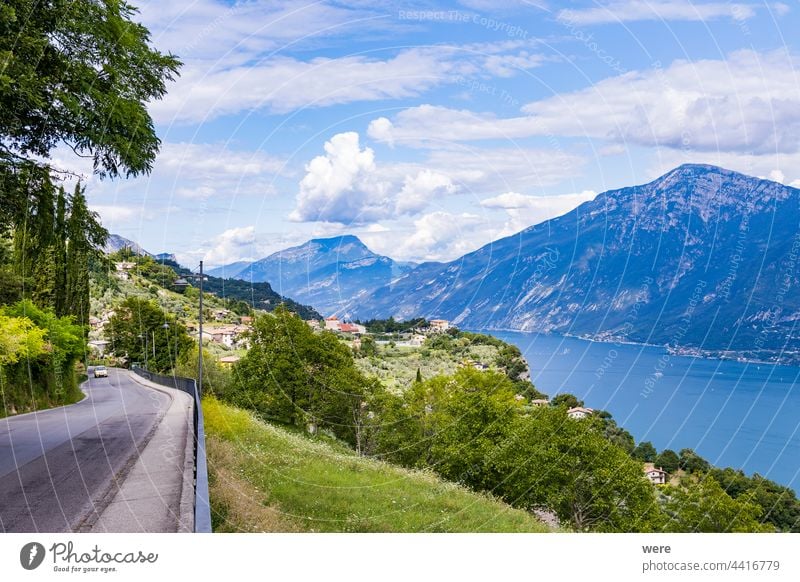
[104,296,192,372]
[663,476,773,533]
[0,0,181,182]
[174,345,232,398]
[632,441,658,462]
[551,393,583,408]
[0,312,45,365]
[488,407,663,532]
[152,258,322,320]
[229,306,372,446]
[0,300,85,415]
[710,467,800,532]
[359,317,428,334]
[204,397,553,533]
[679,448,710,474]
[655,449,681,473]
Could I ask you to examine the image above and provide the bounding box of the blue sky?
[64,0,800,267]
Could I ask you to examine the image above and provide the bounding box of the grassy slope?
[204,397,552,533]
[355,344,500,392]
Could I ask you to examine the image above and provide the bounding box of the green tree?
[663,477,773,532]
[427,369,523,491]
[105,297,192,372]
[551,393,582,409]
[64,184,107,330]
[679,448,710,474]
[632,441,657,462]
[492,407,664,532]
[655,449,680,474]
[0,0,181,187]
[230,306,372,446]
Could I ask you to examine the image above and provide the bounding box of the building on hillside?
[212,309,231,321]
[530,399,550,407]
[408,334,426,346]
[219,355,241,367]
[324,316,340,331]
[567,406,594,420]
[644,465,668,485]
[89,316,102,330]
[339,322,366,335]
[239,315,253,325]
[429,319,451,332]
[114,261,136,280]
[307,319,321,330]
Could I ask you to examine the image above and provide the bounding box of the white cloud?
[203,226,257,266]
[557,1,756,25]
[480,190,597,236]
[151,48,475,124]
[90,205,141,224]
[393,211,486,262]
[370,50,800,156]
[290,132,392,224]
[397,171,457,214]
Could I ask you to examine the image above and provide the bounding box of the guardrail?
[131,366,212,533]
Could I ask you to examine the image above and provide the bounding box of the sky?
[64,0,800,267]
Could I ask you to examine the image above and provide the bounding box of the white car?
[94,366,108,378]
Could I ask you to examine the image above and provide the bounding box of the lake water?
[486,331,800,491]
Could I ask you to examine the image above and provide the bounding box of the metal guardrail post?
[131,366,212,532]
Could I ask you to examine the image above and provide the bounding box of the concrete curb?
[90,371,195,533]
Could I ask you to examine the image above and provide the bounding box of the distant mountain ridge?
[343,164,800,359]
[209,235,418,315]
[104,234,153,257]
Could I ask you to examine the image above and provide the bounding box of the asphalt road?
[0,368,172,532]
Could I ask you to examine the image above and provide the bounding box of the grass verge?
[204,397,552,533]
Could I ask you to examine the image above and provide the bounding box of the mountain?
[104,234,153,257]
[154,252,177,263]
[211,235,418,315]
[347,165,800,357]
[157,260,322,321]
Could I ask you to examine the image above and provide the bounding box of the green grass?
[204,397,552,533]
[355,344,501,393]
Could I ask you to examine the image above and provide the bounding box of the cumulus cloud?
[289,132,392,224]
[480,190,597,236]
[397,171,457,214]
[394,211,486,262]
[557,1,756,25]
[290,132,467,224]
[203,226,257,266]
[369,50,800,156]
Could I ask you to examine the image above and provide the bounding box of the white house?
[530,399,550,407]
[567,406,594,419]
[324,316,340,331]
[644,465,668,485]
[429,319,451,332]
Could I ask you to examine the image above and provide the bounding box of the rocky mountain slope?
[209,235,417,315]
[346,164,800,357]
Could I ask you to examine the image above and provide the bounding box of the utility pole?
[198,260,204,397]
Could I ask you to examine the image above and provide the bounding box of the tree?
[105,297,192,372]
[655,449,680,474]
[632,441,658,462]
[663,477,773,532]
[415,367,423,383]
[551,393,582,409]
[679,448,710,474]
[0,0,181,186]
[230,306,372,446]
[64,184,107,330]
[492,407,664,532]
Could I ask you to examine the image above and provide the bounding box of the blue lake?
[486,331,800,491]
